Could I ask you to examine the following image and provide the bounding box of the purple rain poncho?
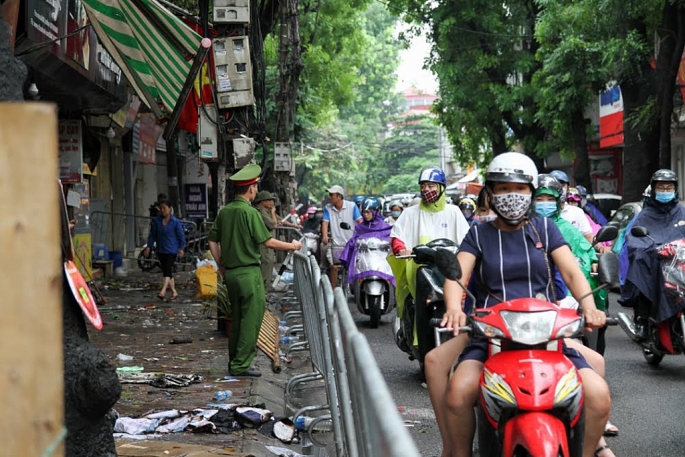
[339,212,395,285]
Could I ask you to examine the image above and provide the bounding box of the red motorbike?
[432,231,619,457]
[618,228,685,365]
[469,298,587,457]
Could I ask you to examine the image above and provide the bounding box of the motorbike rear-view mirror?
[597,252,620,289]
[593,225,618,245]
[630,226,649,238]
[340,222,352,230]
[413,245,435,264]
[433,249,462,281]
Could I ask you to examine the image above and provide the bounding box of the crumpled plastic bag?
[114,417,159,435]
[195,264,218,299]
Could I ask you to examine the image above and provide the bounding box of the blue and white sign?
[184,184,208,218]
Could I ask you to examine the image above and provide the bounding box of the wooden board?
[257,310,281,373]
[0,103,64,455]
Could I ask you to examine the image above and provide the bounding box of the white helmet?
[485,152,539,188]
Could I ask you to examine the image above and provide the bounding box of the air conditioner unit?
[213,0,249,24]
[212,36,254,108]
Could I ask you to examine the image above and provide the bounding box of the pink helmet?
[307,206,317,214]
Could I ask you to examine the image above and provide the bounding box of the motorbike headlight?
[554,367,583,421]
[473,321,506,339]
[481,368,517,423]
[555,319,582,339]
[500,310,557,345]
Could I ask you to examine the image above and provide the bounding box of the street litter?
[169,337,193,344]
[113,405,261,436]
[117,372,203,388]
[273,418,296,443]
[265,445,303,457]
[117,353,134,361]
[235,406,272,426]
[116,366,145,374]
[113,433,162,440]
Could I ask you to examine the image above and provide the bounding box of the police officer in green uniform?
[208,164,302,377]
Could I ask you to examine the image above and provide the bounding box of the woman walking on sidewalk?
[143,199,185,301]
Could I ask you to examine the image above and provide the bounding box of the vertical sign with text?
[59,119,83,183]
[184,184,208,218]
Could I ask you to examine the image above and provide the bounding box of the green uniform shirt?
[208,197,272,269]
[258,206,278,235]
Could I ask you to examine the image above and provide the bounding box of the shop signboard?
[184,184,208,218]
[2,0,21,50]
[599,84,624,149]
[59,120,83,183]
[24,0,122,94]
[132,113,157,164]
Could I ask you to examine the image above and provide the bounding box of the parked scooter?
[392,238,459,373]
[432,245,620,457]
[350,236,396,328]
[618,226,685,366]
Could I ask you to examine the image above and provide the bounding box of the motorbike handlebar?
[605,317,619,326]
[429,318,471,334]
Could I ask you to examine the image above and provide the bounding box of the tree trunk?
[571,110,592,191]
[622,77,660,203]
[655,2,685,169]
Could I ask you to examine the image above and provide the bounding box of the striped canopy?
[82,0,202,119]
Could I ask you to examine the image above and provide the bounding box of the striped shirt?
[459,216,568,308]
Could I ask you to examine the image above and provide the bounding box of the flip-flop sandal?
[595,445,614,457]
[169,294,178,301]
[157,293,165,301]
[603,421,619,437]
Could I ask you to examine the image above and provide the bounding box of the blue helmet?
[549,170,570,184]
[362,197,381,212]
[418,167,446,186]
[575,184,588,198]
[353,195,365,206]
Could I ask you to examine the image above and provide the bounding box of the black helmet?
[650,169,678,199]
[536,174,563,199]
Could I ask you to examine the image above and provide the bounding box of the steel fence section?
[347,331,421,457]
[286,250,327,399]
[309,263,344,457]
[275,226,303,263]
[322,278,358,457]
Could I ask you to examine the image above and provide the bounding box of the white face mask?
[491,192,532,220]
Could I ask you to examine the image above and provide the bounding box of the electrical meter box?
[198,104,219,161]
[274,142,291,172]
[213,0,250,24]
[232,137,256,168]
[212,36,254,109]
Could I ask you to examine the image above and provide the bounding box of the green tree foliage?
[370,115,441,194]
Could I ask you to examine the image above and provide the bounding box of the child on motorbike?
[431,153,612,457]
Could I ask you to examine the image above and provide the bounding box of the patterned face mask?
[491,192,532,220]
[421,189,440,204]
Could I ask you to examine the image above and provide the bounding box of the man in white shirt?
[321,185,362,288]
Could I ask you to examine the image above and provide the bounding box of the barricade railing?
[289,248,421,456]
[285,250,327,397]
[275,226,303,263]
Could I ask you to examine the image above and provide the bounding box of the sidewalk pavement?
[88,267,324,457]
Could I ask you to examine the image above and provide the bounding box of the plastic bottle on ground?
[213,390,233,401]
[279,336,300,345]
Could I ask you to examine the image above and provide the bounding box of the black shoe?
[230,368,262,377]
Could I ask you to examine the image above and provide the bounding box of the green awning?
[82,0,202,119]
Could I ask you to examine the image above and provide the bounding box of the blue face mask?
[655,191,676,203]
[535,202,557,218]
[391,211,401,218]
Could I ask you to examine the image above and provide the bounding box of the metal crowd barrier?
[287,249,420,456]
